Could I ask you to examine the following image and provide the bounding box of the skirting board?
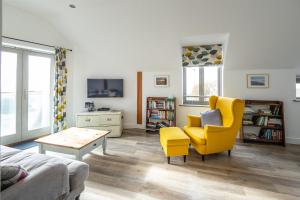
[285,137,300,145]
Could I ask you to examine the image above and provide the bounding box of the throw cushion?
[1,165,28,191]
[201,109,223,127]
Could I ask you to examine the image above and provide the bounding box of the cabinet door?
[99,114,121,125]
[76,115,101,127]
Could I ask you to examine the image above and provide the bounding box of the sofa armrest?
[187,115,201,127]
[1,163,69,200]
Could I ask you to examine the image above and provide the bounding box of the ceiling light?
[69,4,76,8]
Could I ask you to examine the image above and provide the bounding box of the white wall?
[224,68,300,144]
[3,0,300,143]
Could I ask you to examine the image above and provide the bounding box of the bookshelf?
[241,100,285,146]
[146,97,176,131]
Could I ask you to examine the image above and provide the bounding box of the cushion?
[160,127,190,146]
[201,109,222,127]
[1,164,28,191]
[183,126,206,145]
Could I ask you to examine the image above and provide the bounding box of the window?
[183,66,222,105]
[296,75,300,99]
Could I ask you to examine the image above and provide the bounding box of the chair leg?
[183,155,186,162]
[228,150,231,157]
[201,155,205,161]
[167,156,170,164]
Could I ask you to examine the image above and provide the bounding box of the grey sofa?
[0,145,89,200]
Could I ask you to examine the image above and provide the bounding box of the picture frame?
[154,75,169,87]
[247,74,269,88]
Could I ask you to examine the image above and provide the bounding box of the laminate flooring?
[78,129,300,200]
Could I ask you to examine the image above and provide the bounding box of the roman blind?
[182,44,223,67]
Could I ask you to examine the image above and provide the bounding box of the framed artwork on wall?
[154,75,169,87]
[247,74,269,88]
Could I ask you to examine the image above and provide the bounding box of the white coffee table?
[35,127,110,160]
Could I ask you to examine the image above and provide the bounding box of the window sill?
[293,99,300,102]
[179,104,209,107]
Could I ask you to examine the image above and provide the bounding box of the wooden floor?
[80,129,300,200]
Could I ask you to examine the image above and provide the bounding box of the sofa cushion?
[0,145,89,192]
[201,109,222,127]
[183,126,206,145]
[1,164,28,191]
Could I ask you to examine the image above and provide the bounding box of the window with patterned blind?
[182,44,223,105]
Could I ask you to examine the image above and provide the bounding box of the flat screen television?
[87,79,123,98]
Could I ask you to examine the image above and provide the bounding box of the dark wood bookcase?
[146,97,176,132]
[241,100,285,146]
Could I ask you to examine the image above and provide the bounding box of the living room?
[1,0,300,199]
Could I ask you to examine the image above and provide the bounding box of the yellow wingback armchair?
[183,96,245,161]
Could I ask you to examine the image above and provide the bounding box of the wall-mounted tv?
[87,79,124,98]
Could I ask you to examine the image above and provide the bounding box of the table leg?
[102,136,107,155]
[39,144,45,154]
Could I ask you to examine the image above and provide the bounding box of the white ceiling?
[3,0,300,69]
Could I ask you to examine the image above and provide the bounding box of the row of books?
[272,105,281,115]
[166,99,175,110]
[148,99,175,110]
[255,116,282,127]
[259,129,283,141]
[148,100,166,109]
[146,121,174,129]
[147,110,175,120]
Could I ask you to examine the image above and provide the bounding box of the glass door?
[22,52,54,140]
[1,47,54,144]
[0,48,22,144]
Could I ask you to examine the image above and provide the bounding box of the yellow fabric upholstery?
[160,127,190,157]
[184,96,245,156]
[183,126,206,145]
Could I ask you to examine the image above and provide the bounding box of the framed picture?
[154,75,169,87]
[247,74,269,88]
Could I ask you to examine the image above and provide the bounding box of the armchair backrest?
[209,96,245,131]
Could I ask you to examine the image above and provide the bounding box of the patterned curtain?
[182,44,223,67]
[54,48,67,133]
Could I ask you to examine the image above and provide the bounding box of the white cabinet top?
[77,110,122,116]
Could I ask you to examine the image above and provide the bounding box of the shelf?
[147,109,175,111]
[242,124,282,130]
[243,138,284,145]
[244,113,282,117]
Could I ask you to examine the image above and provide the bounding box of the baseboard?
[285,137,300,145]
[123,123,145,129]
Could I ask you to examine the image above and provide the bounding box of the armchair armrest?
[187,115,201,127]
[1,163,69,200]
[204,125,234,143]
[204,125,231,133]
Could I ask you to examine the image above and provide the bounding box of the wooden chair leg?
[202,155,205,161]
[228,150,231,157]
[167,156,170,164]
[183,155,186,162]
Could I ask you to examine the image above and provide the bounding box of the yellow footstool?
[160,127,190,164]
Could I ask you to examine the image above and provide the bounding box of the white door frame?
[1,47,23,145]
[21,50,54,141]
[1,47,54,145]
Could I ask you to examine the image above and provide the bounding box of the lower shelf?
[243,138,285,146]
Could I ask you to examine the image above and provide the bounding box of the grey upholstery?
[0,145,89,200]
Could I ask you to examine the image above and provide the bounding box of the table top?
[35,127,110,149]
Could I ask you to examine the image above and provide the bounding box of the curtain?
[182,44,223,67]
[53,48,67,133]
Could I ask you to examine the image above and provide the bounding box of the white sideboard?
[76,111,123,137]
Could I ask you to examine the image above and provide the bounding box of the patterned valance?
[182,44,223,67]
